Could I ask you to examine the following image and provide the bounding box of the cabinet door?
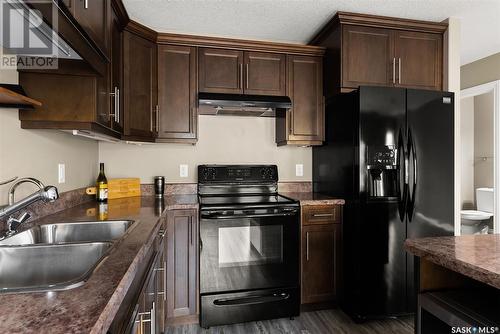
[341,25,394,89]
[157,45,197,142]
[166,209,198,320]
[286,55,324,144]
[198,48,243,94]
[72,0,110,57]
[394,31,442,91]
[244,51,286,96]
[123,31,157,140]
[301,223,341,304]
[109,9,123,133]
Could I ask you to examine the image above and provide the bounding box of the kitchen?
[0,0,499,333]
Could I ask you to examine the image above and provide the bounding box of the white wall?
[474,91,495,190]
[443,17,461,235]
[460,96,474,209]
[99,115,312,183]
[0,68,98,205]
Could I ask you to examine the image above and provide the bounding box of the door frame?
[461,80,500,234]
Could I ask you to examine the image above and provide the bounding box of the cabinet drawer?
[302,205,340,225]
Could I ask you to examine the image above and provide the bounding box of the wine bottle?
[96,163,108,202]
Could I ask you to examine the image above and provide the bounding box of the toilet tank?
[476,188,494,213]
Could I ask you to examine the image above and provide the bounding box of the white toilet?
[461,188,494,235]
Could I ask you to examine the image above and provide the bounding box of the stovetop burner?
[198,165,298,209]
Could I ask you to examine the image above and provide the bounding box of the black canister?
[154,176,165,198]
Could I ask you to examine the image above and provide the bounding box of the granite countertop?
[280,192,345,206]
[0,195,198,334]
[405,235,500,290]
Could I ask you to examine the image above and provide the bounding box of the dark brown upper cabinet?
[276,55,324,146]
[199,48,286,96]
[198,48,243,94]
[310,12,447,96]
[67,0,111,59]
[157,45,198,143]
[123,30,157,141]
[394,31,442,91]
[109,8,123,133]
[342,25,394,88]
[244,52,286,96]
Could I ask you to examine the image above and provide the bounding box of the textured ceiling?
[122,0,500,65]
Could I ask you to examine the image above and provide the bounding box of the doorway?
[460,80,500,234]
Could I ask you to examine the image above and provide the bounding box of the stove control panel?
[198,165,278,183]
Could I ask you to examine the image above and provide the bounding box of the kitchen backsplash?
[0,182,311,231]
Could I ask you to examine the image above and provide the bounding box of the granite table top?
[0,195,198,334]
[280,192,345,206]
[405,234,500,290]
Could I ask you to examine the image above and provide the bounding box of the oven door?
[199,206,300,295]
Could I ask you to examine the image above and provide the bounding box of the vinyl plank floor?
[165,309,414,334]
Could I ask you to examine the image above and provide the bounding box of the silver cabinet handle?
[392,58,396,84]
[155,105,160,132]
[151,302,156,334]
[246,63,249,89]
[306,232,310,261]
[150,106,154,132]
[239,63,243,89]
[110,86,119,123]
[189,218,193,245]
[116,88,120,123]
[84,0,88,9]
[163,260,166,301]
[312,213,334,217]
[398,58,401,84]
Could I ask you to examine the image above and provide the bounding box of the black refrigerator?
[313,86,455,320]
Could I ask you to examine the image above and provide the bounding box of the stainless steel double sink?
[0,220,135,294]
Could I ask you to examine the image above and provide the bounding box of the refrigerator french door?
[313,86,454,320]
[405,89,455,308]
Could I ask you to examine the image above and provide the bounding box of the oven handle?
[213,292,290,307]
[201,211,298,219]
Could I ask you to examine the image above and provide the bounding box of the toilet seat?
[460,210,493,221]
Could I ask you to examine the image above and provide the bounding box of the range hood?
[198,93,292,117]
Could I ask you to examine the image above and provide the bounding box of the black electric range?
[198,165,300,328]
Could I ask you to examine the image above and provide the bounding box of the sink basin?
[0,242,112,293]
[0,220,135,246]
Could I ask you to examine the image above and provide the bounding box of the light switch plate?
[295,164,304,177]
[180,164,189,178]
[58,163,65,183]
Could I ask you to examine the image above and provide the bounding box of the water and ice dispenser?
[366,145,398,198]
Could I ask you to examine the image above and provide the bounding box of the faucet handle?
[7,212,31,233]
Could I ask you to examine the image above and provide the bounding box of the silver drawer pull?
[312,213,334,217]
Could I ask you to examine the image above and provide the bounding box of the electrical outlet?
[58,163,65,183]
[295,164,304,177]
[180,164,189,178]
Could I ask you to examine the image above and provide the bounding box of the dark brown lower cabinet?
[301,205,342,305]
[166,209,199,324]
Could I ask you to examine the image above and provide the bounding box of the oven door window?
[200,215,299,294]
[218,225,283,268]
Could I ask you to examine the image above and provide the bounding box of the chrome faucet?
[0,178,59,236]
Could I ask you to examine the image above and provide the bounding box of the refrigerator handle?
[397,129,407,222]
[407,129,418,221]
